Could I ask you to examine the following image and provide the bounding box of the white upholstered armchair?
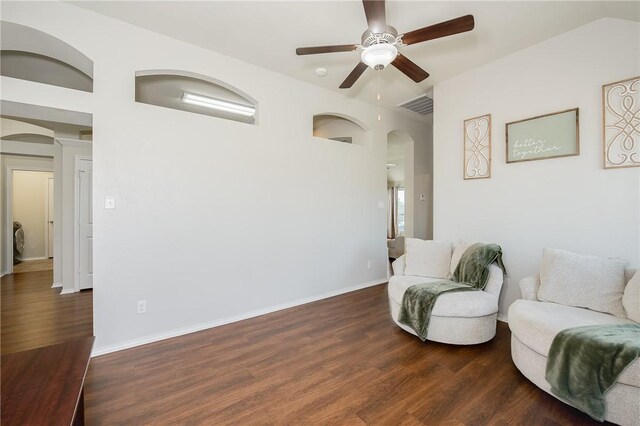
[388,242,504,345]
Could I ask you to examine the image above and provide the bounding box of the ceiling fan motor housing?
[361,25,399,48]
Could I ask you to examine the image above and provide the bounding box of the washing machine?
[13,221,24,265]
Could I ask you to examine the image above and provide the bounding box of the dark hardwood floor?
[86,284,601,425]
[1,270,93,355]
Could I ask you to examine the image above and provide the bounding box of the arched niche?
[312,113,369,146]
[135,70,258,125]
[1,100,93,141]
[1,117,55,144]
[0,21,93,92]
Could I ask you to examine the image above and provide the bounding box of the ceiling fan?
[296,0,475,88]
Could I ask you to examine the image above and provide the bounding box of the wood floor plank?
[1,270,93,355]
[11,258,53,274]
[85,284,608,425]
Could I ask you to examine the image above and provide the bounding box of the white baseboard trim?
[497,313,508,323]
[59,288,76,295]
[17,256,48,261]
[1,270,6,278]
[91,278,388,357]
[51,282,63,288]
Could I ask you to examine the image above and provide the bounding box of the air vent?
[397,95,433,115]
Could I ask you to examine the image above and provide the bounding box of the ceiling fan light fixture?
[361,43,397,70]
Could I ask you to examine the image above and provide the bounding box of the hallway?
[11,258,53,274]
[1,270,92,354]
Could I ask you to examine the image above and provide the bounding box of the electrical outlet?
[367,260,372,269]
[137,300,147,314]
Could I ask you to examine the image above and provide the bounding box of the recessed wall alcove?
[135,70,258,125]
[0,21,94,92]
[312,113,370,146]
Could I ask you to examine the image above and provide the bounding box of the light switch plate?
[419,194,426,201]
[105,195,116,209]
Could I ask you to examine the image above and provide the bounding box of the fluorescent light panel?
[181,92,255,117]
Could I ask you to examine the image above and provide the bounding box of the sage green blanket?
[454,243,507,289]
[545,324,640,422]
[398,281,474,341]
[398,243,506,341]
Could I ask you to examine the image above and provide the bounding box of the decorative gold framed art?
[603,76,640,169]
[463,114,491,180]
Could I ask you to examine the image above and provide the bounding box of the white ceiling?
[71,1,639,117]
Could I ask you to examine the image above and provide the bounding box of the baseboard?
[497,313,508,323]
[51,282,63,288]
[91,278,388,357]
[59,288,76,295]
[17,256,48,261]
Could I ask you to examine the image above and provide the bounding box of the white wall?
[413,126,433,240]
[0,1,430,354]
[433,18,640,318]
[12,170,53,259]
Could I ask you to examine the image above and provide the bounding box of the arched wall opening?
[1,101,93,300]
[386,131,415,252]
[387,128,433,242]
[135,70,258,125]
[0,21,93,92]
[312,113,370,146]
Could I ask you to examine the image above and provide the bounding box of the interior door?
[47,177,54,258]
[78,159,93,290]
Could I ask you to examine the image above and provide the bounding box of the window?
[397,188,405,233]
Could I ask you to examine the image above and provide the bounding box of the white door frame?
[44,175,54,259]
[4,165,54,276]
[74,155,92,292]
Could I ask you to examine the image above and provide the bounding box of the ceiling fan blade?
[363,0,386,33]
[296,45,359,55]
[402,15,475,46]
[392,54,429,83]
[340,62,368,89]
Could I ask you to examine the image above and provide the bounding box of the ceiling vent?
[397,95,433,116]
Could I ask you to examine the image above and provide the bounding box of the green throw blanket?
[398,243,506,341]
[545,324,640,422]
[454,243,507,289]
[398,281,475,341]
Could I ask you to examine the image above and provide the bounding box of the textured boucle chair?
[388,240,504,345]
[509,249,639,426]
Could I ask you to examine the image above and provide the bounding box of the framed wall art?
[506,108,579,163]
[603,76,639,169]
[463,114,491,179]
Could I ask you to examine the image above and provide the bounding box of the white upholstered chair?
[509,262,639,426]
[388,253,504,345]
